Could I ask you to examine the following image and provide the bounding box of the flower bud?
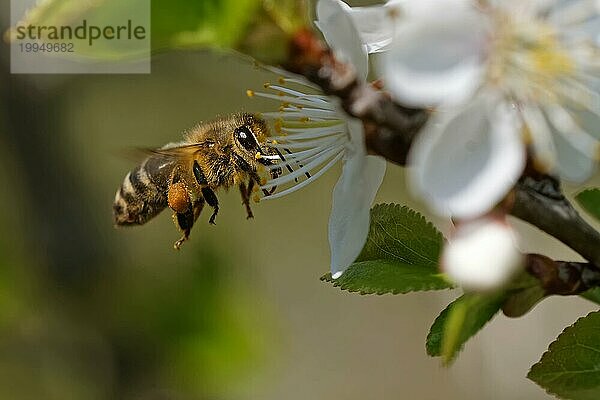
[442,217,523,291]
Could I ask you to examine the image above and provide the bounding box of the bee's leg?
[283,148,311,179]
[173,209,193,250]
[168,179,201,250]
[201,187,219,225]
[248,170,276,197]
[239,181,254,219]
[173,199,204,250]
[263,187,276,196]
[192,198,205,221]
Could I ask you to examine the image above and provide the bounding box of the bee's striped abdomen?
[113,157,174,226]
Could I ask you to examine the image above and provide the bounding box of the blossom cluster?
[255,0,599,290]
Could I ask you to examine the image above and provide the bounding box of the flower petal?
[549,0,600,46]
[544,104,598,181]
[379,1,489,107]
[315,0,369,80]
[345,1,402,53]
[329,120,386,278]
[554,129,597,181]
[409,95,526,219]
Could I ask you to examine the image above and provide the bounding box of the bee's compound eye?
[235,126,258,151]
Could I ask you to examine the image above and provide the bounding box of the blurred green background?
[2,1,600,399]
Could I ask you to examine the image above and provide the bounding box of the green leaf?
[356,204,444,267]
[576,188,600,222]
[322,204,452,295]
[528,311,600,400]
[262,0,310,34]
[320,260,450,295]
[152,0,263,50]
[7,0,264,57]
[501,285,546,318]
[581,288,600,305]
[427,292,507,364]
[501,272,547,318]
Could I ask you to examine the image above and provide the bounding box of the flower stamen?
[248,79,352,200]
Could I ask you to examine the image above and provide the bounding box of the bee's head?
[232,114,279,169]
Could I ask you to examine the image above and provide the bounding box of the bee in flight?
[113,113,283,249]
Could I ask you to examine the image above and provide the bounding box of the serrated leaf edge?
[426,294,505,363]
[320,272,452,296]
[321,203,450,295]
[527,310,600,398]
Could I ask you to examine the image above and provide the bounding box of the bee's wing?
[136,142,212,160]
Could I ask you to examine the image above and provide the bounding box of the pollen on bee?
[260,177,267,185]
[167,182,191,214]
[246,89,255,98]
[255,152,262,160]
[253,194,261,203]
[271,139,278,145]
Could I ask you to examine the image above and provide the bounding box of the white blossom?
[250,0,387,278]
[380,0,600,218]
[316,0,407,55]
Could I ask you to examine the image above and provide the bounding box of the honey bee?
[113,113,282,249]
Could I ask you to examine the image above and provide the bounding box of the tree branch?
[510,174,600,268]
[525,254,600,296]
[285,30,600,274]
[285,29,428,164]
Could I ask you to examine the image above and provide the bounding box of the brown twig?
[525,254,600,296]
[285,29,428,164]
[510,174,600,268]
[502,254,600,317]
[285,30,600,279]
